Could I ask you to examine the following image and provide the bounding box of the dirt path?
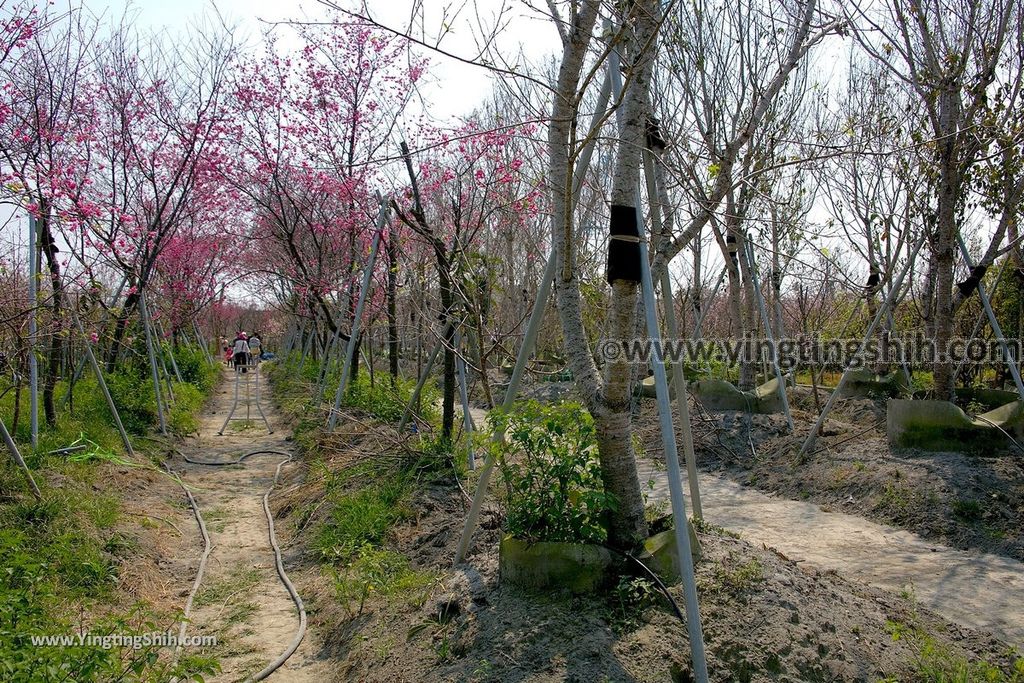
[636,459,1024,648]
[173,367,328,682]
[465,399,1024,646]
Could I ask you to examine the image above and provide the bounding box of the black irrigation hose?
[179,449,307,682]
[603,545,688,627]
[969,414,1024,456]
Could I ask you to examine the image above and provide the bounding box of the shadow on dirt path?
[636,459,1024,648]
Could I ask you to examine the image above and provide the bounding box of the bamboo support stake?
[607,40,708,678]
[328,199,388,431]
[139,291,167,434]
[454,70,613,565]
[455,332,476,471]
[71,308,134,456]
[955,233,1024,398]
[398,339,443,433]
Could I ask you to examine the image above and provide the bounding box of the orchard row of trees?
[0,1,545,442]
[2,0,1023,551]
[503,0,1023,548]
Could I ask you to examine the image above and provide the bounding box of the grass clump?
[608,575,659,634]
[315,475,437,613]
[332,546,435,615]
[268,357,440,616]
[342,374,439,425]
[0,464,218,682]
[704,553,765,599]
[0,343,220,682]
[951,498,983,523]
[194,566,263,608]
[314,477,411,561]
[886,619,1024,682]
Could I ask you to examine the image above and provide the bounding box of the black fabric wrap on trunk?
[726,234,739,265]
[646,117,667,151]
[956,265,988,297]
[607,203,642,284]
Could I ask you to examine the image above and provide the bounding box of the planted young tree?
[544,0,658,548]
[393,121,540,441]
[0,7,100,426]
[855,0,1023,398]
[229,19,422,364]
[815,57,919,375]
[82,21,240,371]
[654,0,840,387]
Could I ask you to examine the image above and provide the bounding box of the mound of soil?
[272,416,1019,682]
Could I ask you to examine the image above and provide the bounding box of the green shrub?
[103,371,158,435]
[172,345,219,393]
[168,382,205,435]
[491,400,615,544]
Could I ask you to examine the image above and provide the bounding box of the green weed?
[886,620,1024,681]
[608,575,659,633]
[0,346,220,682]
[705,554,765,598]
[314,478,411,561]
[332,546,435,615]
[951,499,983,523]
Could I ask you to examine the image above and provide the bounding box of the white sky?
[76,0,562,123]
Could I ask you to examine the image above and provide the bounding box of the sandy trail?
[466,402,1023,647]
[174,366,328,682]
[636,459,1024,648]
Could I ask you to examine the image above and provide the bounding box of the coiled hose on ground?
[171,448,307,682]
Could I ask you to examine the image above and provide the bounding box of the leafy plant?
[172,345,219,393]
[0,478,218,682]
[609,575,658,633]
[491,400,615,544]
[331,546,434,615]
[342,373,440,425]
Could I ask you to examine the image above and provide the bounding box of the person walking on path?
[232,332,250,373]
[248,333,262,364]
